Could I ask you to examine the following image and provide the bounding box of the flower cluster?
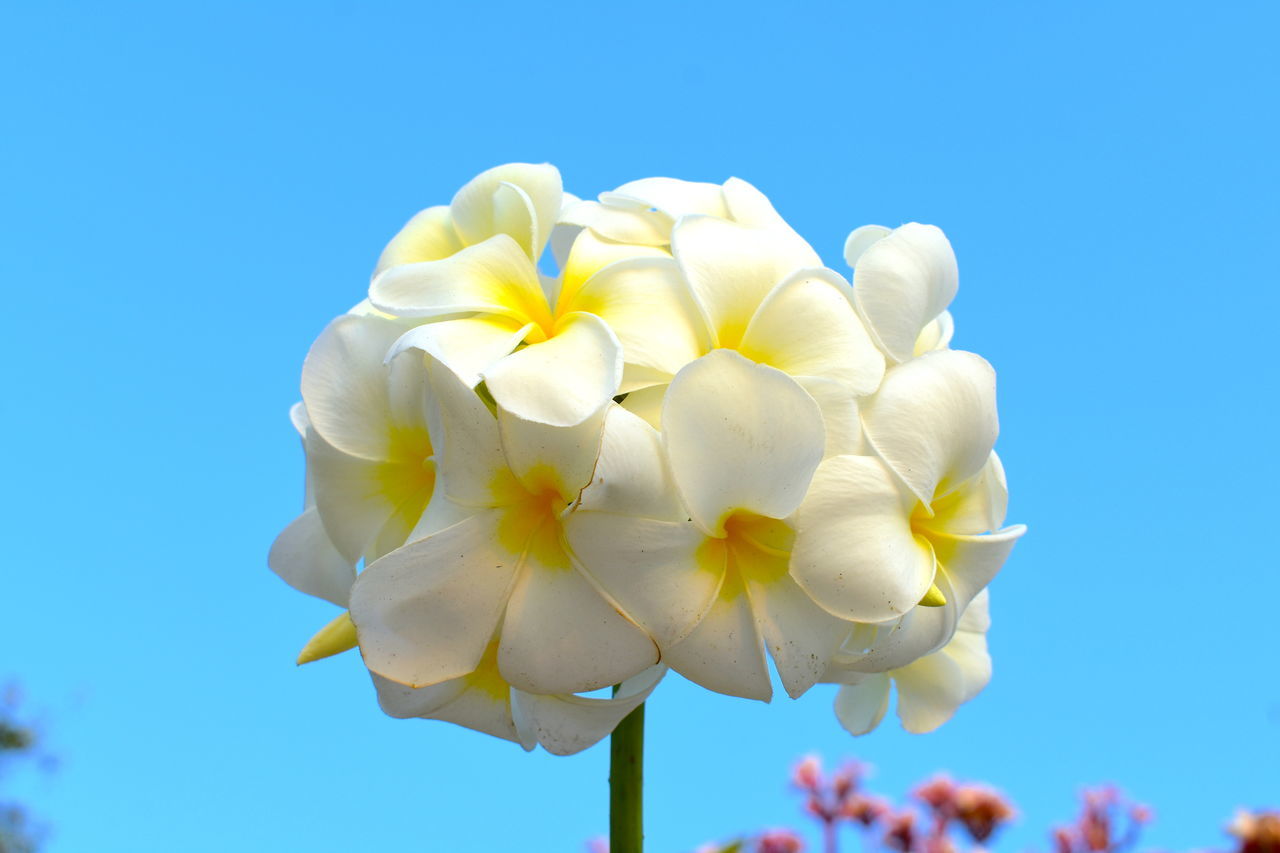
[269,163,1025,754]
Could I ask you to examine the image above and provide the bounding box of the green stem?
[609,694,645,853]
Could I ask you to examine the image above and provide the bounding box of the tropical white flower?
[621,215,886,451]
[831,591,993,735]
[844,223,958,364]
[348,354,658,696]
[370,164,703,427]
[791,349,1024,631]
[567,349,851,701]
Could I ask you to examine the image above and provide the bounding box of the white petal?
[559,198,671,246]
[388,316,531,389]
[619,383,665,429]
[606,177,729,219]
[720,177,815,257]
[425,683,522,744]
[556,229,669,309]
[893,649,970,733]
[306,430,433,563]
[375,205,463,275]
[791,455,934,623]
[834,674,891,735]
[513,665,665,756]
[300,313,412,460]
[738,268,884,395]
[371,670,467,719]
[913,310,955,356]
[498,561,658,695]
[861,350,998,507]
[450,163,562,260]
[747,574,851,698]
[289,401,309,438]
[663,350,825,535]
[565,514,715,648]
[369,234,551,325]
[497,404,605,502]
[928,452,1009,535]
[927,525,1025,609]
[852,223,959,363]
[672,216,821,349]
[423,354,513,509]
[569,257,710,381]
[267,508,355,607]
[664,570,771,701]
[795,377,865,458]
[842,224,892,268]
[483,311,622,427]
[958,588,991,634]
[350,512,518,688]
[577,404,684,521]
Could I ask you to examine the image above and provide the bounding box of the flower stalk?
[610,695,645,853]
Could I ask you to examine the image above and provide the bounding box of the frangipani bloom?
[831,590,993,735]
[349,354,658,696]
[618,214,885,443]
[791,349,1024,630]
[268,309,437,631]
[568,350,851,701]
[369,163,704,427]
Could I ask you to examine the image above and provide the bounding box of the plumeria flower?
[791,349,1024,632]
[370,163,703,427]
[830,591,993,735]
[620,214,885,453]
[371,642,664,756]
[567,349,851,701]
[844,223,959,364]
[349,353,658,696]
[268,310,438,665]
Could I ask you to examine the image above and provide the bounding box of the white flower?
[831,591,993,735]
[791,350,1023,627]
[348,354,658,696]
[370,164,704,427]
[567,350,851,701]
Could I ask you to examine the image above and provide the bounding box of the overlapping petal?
[850,223,959,364]
[498,556,657,695]
[672,215,821,349]
[369,234,551,325]
[663,350,825,535]
[483,311,622,427]
[267,508,354,607]
[569,257,710,386]
[375,205,463,275]
[792,454,936,623]
[350,512,519,688]
[450,162,562,260]
[861,350,998,508]
[737,268,884,395]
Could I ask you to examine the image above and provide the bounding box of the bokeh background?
[3,1,1277,850]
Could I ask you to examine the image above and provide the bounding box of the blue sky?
[2,1,1276,851]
